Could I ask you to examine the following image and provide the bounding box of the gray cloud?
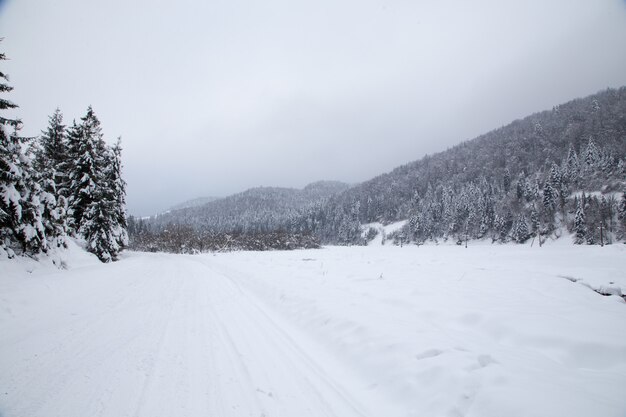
[2,0,626,215]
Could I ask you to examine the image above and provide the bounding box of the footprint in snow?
[415,348,444,360]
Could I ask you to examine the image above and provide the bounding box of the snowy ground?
[1,242,625,417]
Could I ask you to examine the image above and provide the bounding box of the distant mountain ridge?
[168,196,219,212]
[148,180,350,234]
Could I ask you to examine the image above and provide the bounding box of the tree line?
[1,47,128,262]
[127,218,319,253]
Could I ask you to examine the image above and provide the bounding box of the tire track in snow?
[189,256,387,417]
[1,253,399,417]
[132,267,186,417]
[1,258,171,417]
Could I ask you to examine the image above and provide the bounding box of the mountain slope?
[299,87,626,244]
[167,196,219,212]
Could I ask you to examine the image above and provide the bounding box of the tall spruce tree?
[82,182,120,262]
[104,138,128,253]
[574,198,586,244]
[584,139,599,172]
[0,46,47,256]
[37,109,68,185]
[66,109,129,261]
[503,168,511,194]
[618,192,626,241]
[512,214,530,243]
[33,109,69,247]
[541,181,557,235]
[66,106,107,234]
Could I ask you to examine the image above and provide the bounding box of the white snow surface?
[1,243,625,417]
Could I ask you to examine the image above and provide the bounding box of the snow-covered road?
[1,253,394,417]
[1,243,626,417]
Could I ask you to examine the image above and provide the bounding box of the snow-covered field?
[1,242,625,417]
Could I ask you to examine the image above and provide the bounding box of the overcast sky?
[1,0,626,215]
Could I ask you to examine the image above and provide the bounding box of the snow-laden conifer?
[574,198,586,244]
[0,47,47,256]
[66,107,107,234]
[32,108,69,247]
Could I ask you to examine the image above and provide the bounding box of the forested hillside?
[150,180,349,233]
[296,87,626,245]
[128,181,349,252]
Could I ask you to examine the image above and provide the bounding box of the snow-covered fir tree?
[109,138,129,249]
[82,185,121,262]
[512,214,530,243]
[574,198,586,244]
[32,108,69,248]
[0,48,47,256]
[618,192,626,241]
[66,106,108,234]
[35,109,68,186]
[64,108,128,261]
[503,168,511,194]
[564,146,580,185]
[583,139,599,172]
[81,138,128,261]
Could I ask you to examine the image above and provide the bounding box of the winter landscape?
[2,241,625,417]
[2,1,626,417]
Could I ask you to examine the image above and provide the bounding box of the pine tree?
[574,198,586,244]
[503,168,511,194]
[106,138,128,251]
[599,196,609,246]
[584,139,599,172]
[530,205,540,245]
[548,163,561,195]
[0,49,20,255]
[77,127,128,261]
[60,119,80,200]
[0,49,19,128]
[66,106,107,234]
[515,173,526,201]
[82,185,119,262]
[19,166,47,254]
[33,109,69,247]
[618,192,626,240]
[512,214,530,243]
[542,182,556,213]
[531,179,540,201]
[498,209,513,242]
[565,145,580,184]
[547,162,566,216]
[583,195,598,245]
[0,46,47,256]
[36,109,67,185]
[62,120,80,232]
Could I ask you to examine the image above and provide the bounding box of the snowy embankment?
[1,243,625,417]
